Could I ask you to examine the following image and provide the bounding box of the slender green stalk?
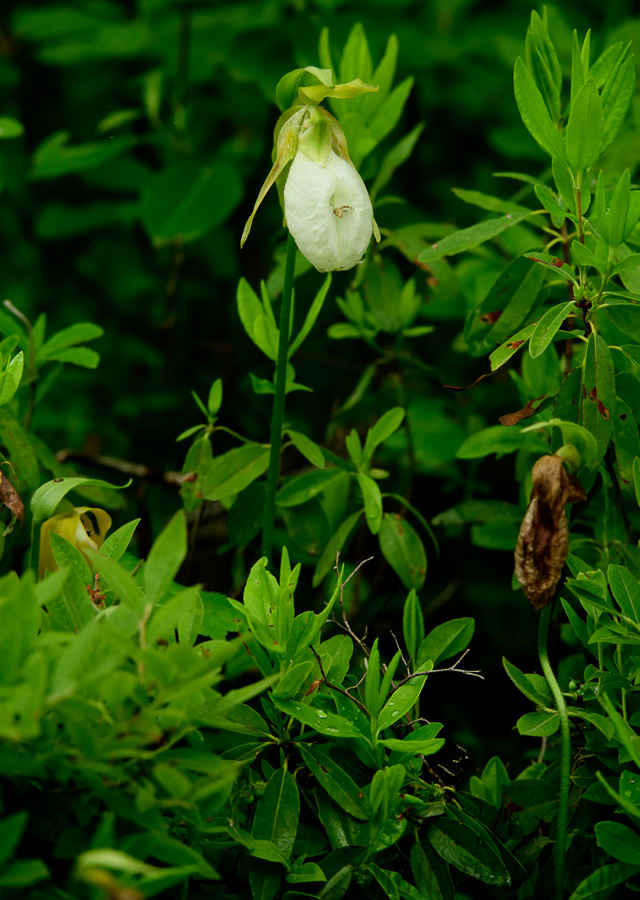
[538,603,571,900]
[262,233,296,562]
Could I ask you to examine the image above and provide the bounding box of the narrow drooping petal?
[284,150,373,273]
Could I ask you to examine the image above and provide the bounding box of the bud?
[514,454,586,610]
[39,506,112,578]
[241,68,380,273]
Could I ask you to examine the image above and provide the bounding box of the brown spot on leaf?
[499,394,546,426]
[515,455,587,610]
[505,340,525,350]
[480,310,503,324]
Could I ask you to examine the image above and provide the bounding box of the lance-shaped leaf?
[513,57,566,161]
[581,332,615,469]
[601,45,636,150]
[566,78,604,171]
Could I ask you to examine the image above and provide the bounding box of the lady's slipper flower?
[241,68,380,273]
[39,506,112,577]
[284,145,373,273]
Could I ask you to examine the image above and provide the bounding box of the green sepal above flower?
[275,66,378,113]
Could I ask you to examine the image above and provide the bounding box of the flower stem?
[538,602,571,900]
[262,232,296,563]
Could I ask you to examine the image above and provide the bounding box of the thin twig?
[309,645,368,714]
[391,649,483,693]
[56,449,194,487]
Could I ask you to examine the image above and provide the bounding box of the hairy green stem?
[538,603,571,900]
[262,233,296,562]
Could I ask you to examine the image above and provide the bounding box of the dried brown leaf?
[0,472,24,525]
[514,455,586,610]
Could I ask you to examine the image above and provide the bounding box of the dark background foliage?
[1,0,638,783]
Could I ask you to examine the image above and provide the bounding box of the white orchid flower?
[241,70,380,273]
[284,147,373,273]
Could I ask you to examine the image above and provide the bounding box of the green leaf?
[39,322,103,360]
[237,278,279,361]
[271,697,362,739]
[49,530,92,585]
[286,862,327,885]
[529,300,577,358]
[139,160,242,243]
[85,550,145,615]
[0,859,50,888]
[594,822,640,866]
[208,379,223,416]
[581,332,615,469]
[608,169,631,249]
[381,736,445,756]
[31,131,137,179]
[377,673,429,733]
[276,469,345,508]
[456,424,547,459]
[418,618,475,668]
[357,473,383,535]
[289,275,331,356]
[379,513,426,590]
[513,57,566,160]
[0,118,24,139]
[570,30,586,108]
[418,210,532,263]
[362,407,405,463]
[298,744,370,820]
[427,818,510,885]
[0,409,40,490]
[503,657,550,706]
[465,257,546,358]
[249,767,299,900]
[101,518,140,561]
[286,430,325,469]
[31,475,127,522]
[525,253,578,285]
[411,838,454,900]
[535,183,566,218]
[271,661,314,700]
[569,862,640,899]
[402,589,424,662]
[571,240,605,273]
[0,351,24,406]
[565,78,604,171]
[601,52,636,150]
[312,510,362,588]
[202,444,269,502]
[516,711,559,737]
[525,10,562,121]
[608,565,640,622]
[370,123,425,201]
[143,510,187,604]
[452,189,529,215]
[0,813,28,867]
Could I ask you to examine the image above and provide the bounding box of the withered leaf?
[499,393,546,426]
[443,371,491,391]
[514,455,586,610]
[0,472,25,526]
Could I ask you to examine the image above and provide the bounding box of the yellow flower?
[39,507,112,578]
